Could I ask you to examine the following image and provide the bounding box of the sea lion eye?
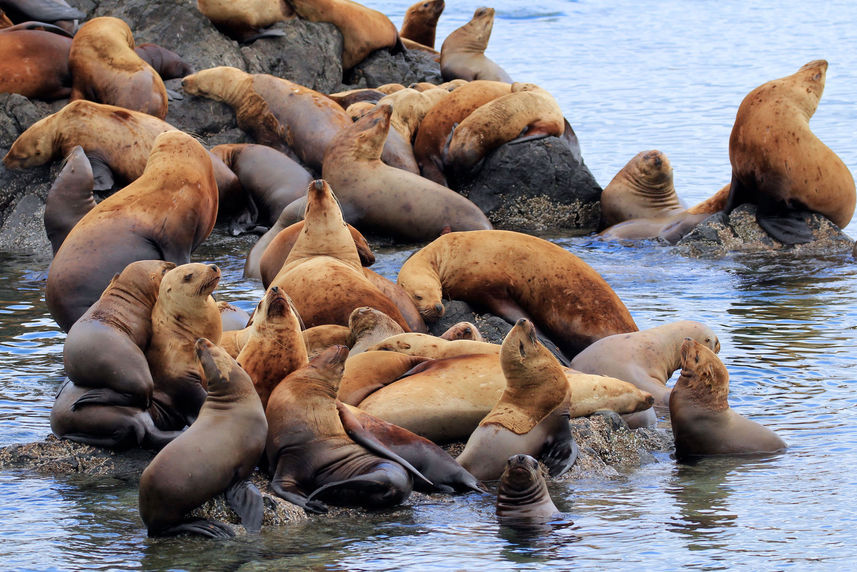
[414,295,423,301]
[183,273,193,282]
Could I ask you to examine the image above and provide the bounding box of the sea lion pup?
[456,319,578,481]
[670,339,786,461]
[377,87,450,142]
[270,179,411,329]
[44,130,219,332]
[338,351,429,405]
[236,286,308,408]
[340,402,485,494]
[266,345,430,513]
[139,339,268,538]
[0,28,71,100]
[63,260,176,411]
[197,0,294,42]
[440,6,511,83]
[444,82,565,178]
[147,263,223,431]
[571,320,720,409]
[347,307,405,355]
[397,230,638,360]
[400,0,444,50]
[413,79,512,185]
[43,146,95,255]
[496,454,559,523]
[133,43,194,80]
[599,150,685,229]
[367,333,500,359]
[69,17,168,119]
[727,59,856,244]
[286,0,400,70]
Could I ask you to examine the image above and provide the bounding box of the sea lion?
[266,345,428,513]
[269,179,411,329]
[400,0,444,49]
[302,323,351,359]
[43,146,95,255]
[397,230,638,359]
[0,0,82,33]
[440,321,483,341]
[413,79,511,184]
[69,17,168,118]
[367,333,500,359]
[196,0,294,42]
[0,28,71,100]
[338,351,428,406]
[440,7,511,83]
[147,263,223,431]
[727,59,856,243]
[139,339,268,538]
[496,454,559,522]
[456,319,577,481]
[44,130,219,332]
[134,43,194,79]
[670,339,787,461]
[347,307,405,355]
[286,0,400,70]
[217,301,251,332]
[377,86,450,142]
[0,10,9,28]
[327,87,387,109]
[362,269,428,333]
[571,320,721,409]
[236,286,308,408]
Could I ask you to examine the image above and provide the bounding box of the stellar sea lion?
[727,59,856,244]
[43,146,95,255]
[347,307,405,355]
[440,6,511,83]
[496,454,559,522]
[133,43,194,80]
[139,338,267,538]
[400,0,444,49]
[217,301,251,332]
[670,339,786,461]
[377,86,450,143]
[367,333,500,359]
[196,0,294,42]
[0,28,71,100]
[338,350,429,406]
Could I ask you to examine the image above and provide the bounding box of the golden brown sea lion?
[338,351,428,406]
[196,0,294,42]
[44,130,219,332]
[69,17,168,118]
[139,339,267,538]
[347,307,405,355]
[456,319,577,481]
[397,230,638,359]
[377,86,450,142]
[361,269,428,333]
[302,323,351,359]
[727,60,856,243]
[400,0,444,49]
[366,333,500,359]
[670,339,787,461]
[496,454,559,523]
[0,28,71,100]
[440,321,483,341]
[217,301,251,332]
[440,7,511,83]
[43,146,95,255]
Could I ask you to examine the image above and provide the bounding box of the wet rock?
[675,204,855,258]
[0,193,51,253]
[345,47,443,89]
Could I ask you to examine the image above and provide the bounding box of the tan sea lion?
[361,269,427,333]
[440,321,483,341]
[338,351,429,406]
[44,130,219,332]
[347,307,405,355]
[147,263,223,431]
[670,339,787,461]
[600,150,685,229]
[196,0,294,42]
[269,179,411,329]
[440,7,511,83]
[69,17,168,118]
[456,319,577,481]
[378,86,450,142]
[43,146,95,255]
[496,454,559,523]
[218,326,252,359]
[302,323,351,359]
[397,230,638,359]
[727,59,856,243]
[139,339,268,538]
[0,28,71,100]
[217,301,251,332]
[236,286,308,408]
[367,333,500,359]
[400,0,444,49]
[376,83,407,94]
[327,87,387,109]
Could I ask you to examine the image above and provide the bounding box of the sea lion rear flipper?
[225,479,263,533]
[85,154,115,191]
[71,388,144,410]
[305,469,406,504]
[270,470,328,514]
[755,208,815,245]
[539,411,578,478]
[11,0,84,22]
[151,519,235,539]
[243,28,287,42]
[336,401,434,488]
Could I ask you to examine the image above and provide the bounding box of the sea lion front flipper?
[225,479,263,533]
[165,88,184,101]
[539,410,578,478]
[85,153,115,191]
[71,388,144,410]
[336,401,433,488]
[755,207,815,245]
[152,519,235,539]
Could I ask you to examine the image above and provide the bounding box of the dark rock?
[0,193,51,253]
[345,47,443,89]
[454,136,602,233]
[165,80,242,145]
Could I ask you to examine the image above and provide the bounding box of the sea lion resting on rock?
[139,339,268,538]
[133,43,194,80]
[670,339,786,461]
[0,28,71,100]
[440,6,511,83]
[496,454,559,523]
[196,0,294,42]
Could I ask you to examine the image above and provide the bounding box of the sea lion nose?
[209,264,219,272]
[434,303,444,315]
[271,285,279,293]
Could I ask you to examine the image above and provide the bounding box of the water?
[2,0,857,569]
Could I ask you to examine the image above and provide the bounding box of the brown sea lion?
[440,7,511,83]
[413,79,511,184]
[338,351,429,406]
[327,87,387,109]
[286,0,400,70]
[196,0,294,42]
[571,320,721,409]
[266,345,429,513]
[0,28,71,100]
[43,146,95,255]
[347,307,405,355]
[362,269,428,333]
[134,43,194,79]
[727,59,856,243]
[670,339,787,461]
[270,179,411,329]
[236,286,308,408]
[440,321,483,341]
[302,323,351,359]
[397,230,638,359]
[139,338,268,538]
[600,150,685,229]
[456,319,577,481]
[0,10,11,27]
[496,454,559,523]
[44,130,218,332]
[147,263,223,431]
[400,0,444,49]
[69,17,168,118]
[367,333,500,359]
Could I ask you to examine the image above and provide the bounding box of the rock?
[454,136,602,233]
[345,47,443,89]
[674,204,855,257]
[0,193,51,253]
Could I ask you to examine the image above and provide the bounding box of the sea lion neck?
[675,341,729,411]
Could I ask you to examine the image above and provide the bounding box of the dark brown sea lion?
[139,338,268,538]
[0,28,71,100]
[134,43,194,79]
[400,0,444,49]
[43,146,95,255]
[496,454,559,522]
[670,339,787,461]
[727,60,856,243]
[196,0,294,42]
[440,7,511,83]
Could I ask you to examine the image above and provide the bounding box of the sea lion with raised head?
[43,146,95,255]
[496,454,559,523]
[400,0,444,49]
[347,306,405,355]
[440,7,511,83]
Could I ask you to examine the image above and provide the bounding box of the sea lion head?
[676,338,729,411]
[631,150,673,189]
[792,59,827,116]
[440,321,483,341]
[303,344,350,396]
[409,0,445,20]
[398,252,445,321]
[303,179,346,228]
[3,112,61,169]
[348,307,403,342]
[462,6,495,50]
[501,318,541,375]
[160,263,221,302]
[181,66,247,99]
[352,103,393,159]
[499,454,543,491]
[195,337,253,396]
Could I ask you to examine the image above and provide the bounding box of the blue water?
[2,0,857,569]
